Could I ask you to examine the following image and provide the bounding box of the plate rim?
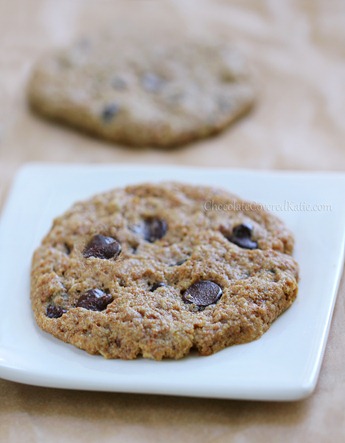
[1,162,345,401]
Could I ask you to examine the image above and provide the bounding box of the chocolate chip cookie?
[27,32,255,148]
[30,182,299,360]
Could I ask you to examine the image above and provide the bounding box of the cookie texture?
[27,33,255,148]
[31,182,299,360]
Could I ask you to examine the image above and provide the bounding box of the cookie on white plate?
[31,182,298,360]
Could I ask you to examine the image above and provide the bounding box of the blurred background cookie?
[28,32,255,148]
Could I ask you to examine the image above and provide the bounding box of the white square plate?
[0,164,344,401]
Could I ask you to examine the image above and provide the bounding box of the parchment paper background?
[0,0,344,441]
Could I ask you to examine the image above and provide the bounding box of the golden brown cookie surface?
[31,183,298,360]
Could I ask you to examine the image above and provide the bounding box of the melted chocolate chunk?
[169,259,187,267]
[83,235,121,259]
[228,223,258,250]
[142,218,168,243]
[46,304,66,318]
[101,103,120,123]
[76,289,113,311]
[183,281,222,307]
[150,282,167,292]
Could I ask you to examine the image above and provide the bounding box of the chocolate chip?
[183,281,222,307]
[169,259,187,267]
[83,235,121,259]
[130,244,138,254]
[175,259,187,266]
[142,218,168,242]
[76,289,113,311]
[141,73,165,93]
[101,103,120,123]
[229,223,258,250]
[150,282,167,292]
[46,304,66,318]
